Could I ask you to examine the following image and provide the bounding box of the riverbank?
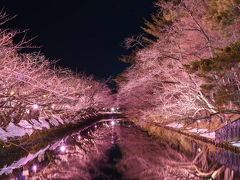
[0,112,99,168]
[133,120,240,154]
[0,112,124,170]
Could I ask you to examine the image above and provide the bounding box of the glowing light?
[78,135,81,140]
[94,124,97,128]
[32,165,37,173]
[51,104,56,109]
[10,91,15,96]
[111,107,115,112]
[111,121,115,125]
[198,148,201,152]
[33,104,39,110]
[43,94,47,98]
[26,109,30,114]
[197,120,201,123]
[209,119,212,123]
[60,145,66,152]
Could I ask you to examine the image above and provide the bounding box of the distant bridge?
[99,112,127,119]
[98,118,129,123]
[215,118,240,143]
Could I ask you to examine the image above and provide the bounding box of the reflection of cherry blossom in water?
[27,122,240,180]
[32,165,37,173]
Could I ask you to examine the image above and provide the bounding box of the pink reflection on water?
[32,165,37,173]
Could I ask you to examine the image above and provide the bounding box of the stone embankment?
[138,121,240,154]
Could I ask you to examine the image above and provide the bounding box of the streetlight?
[111,107,115,113]
[111,121,115,126]
[51,104,56,109]
[33,104,39,110]
[197,120,200,133]
[60,145,66,152]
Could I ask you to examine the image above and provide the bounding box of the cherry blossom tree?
[0,11,113,128]
[117,0,240,123]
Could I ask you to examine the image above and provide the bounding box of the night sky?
[0,0,155,79]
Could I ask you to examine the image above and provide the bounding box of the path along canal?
[1,117,240,180]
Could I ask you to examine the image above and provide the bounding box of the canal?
[1,118,240,179]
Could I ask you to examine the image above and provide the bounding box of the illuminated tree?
[0,11,113,129]
[117,0,240,123]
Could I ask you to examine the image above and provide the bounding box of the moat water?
[1,118,240,180]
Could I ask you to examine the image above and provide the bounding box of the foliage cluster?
[185,42,240,108]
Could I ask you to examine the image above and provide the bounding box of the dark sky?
[0,0,155,79]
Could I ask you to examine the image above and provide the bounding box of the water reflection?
[216,149,240,173]
[1,119,240,179]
